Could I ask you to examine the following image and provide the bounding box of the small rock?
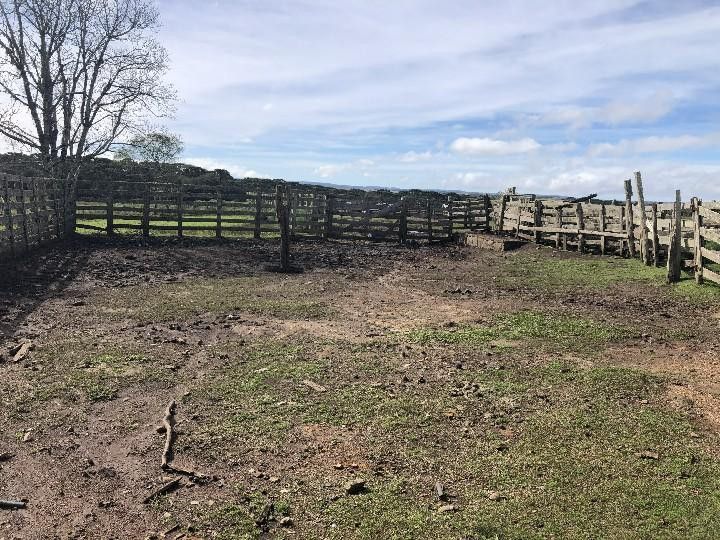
[344,478,366,495]
[488,491,506,501]
[279,517,293,527]
[438,504,456,513]
[22,431,33,443]
[638,450,659,460]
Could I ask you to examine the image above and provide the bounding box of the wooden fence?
[494,185,719,286]
[694,200,720,286]
[0,173,74,259]
[74,179,493,243]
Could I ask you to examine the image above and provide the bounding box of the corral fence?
[73,177,493,243]
[495,175,720,286]
[0,172,74,258]
[2,169,719,289]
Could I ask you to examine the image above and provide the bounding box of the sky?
[158,0,720,200]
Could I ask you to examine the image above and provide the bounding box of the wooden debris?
[301,379,327,393]
[0,500,26,510]
[143,478,182,504]
[11,340,33,363]
[161,401,177,470]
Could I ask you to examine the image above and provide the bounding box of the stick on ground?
[0,500,26,510]
[142,478,181,505]
[161,400,176,470]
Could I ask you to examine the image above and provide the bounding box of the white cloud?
[450,137,541,156]
[314,164,346,177]
[398,150,434,163]
[538,91,675,129]
[588,133,720,157]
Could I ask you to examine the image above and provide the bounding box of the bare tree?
[0,0,174,173]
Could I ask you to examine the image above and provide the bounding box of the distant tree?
[0,0,175,174]
[114,131,183,163]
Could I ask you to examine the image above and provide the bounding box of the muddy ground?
[1,236,719,539]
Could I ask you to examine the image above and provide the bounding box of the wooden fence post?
[651,203,659,267]
[254,192,262,239]
[177,178,184,238]
[599,203,607,255]
[667,190,682,283]
[533,199,543,244]
[635,171,650,265]
[426,199,433,243]
[693,197,703,284]
[554,206,562,249]
[575,202,585,254]
[215,186,223,239]
[142,182,150,238]
[2,175,14,256]
[497,195,507,233]
[447,195,454,239]
[515,201,522,238]
[276,185,291,271]
[18,179,29,252]
[483,194,491,232]
[324,195,333,240]
[107,181,114,236]
[399,197,407,244]
[624,179,636,258]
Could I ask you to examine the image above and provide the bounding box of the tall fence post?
[514,201,522,238]
[107,181,114,236]
[215,186,223,239]
[635,172,650,265]
[2,175,15,256]
[483,194,491,232]
[447,195,454,239]
[693,197,703,284]
[177,178,184,238]
[254,192,262,239]
[533,199,543,244]
[553,206,562,249]
[399,197,407,244]
[667,190,682,283]
[624,179,636,258]
[276,185,291,270]
[142,182,150,238]
[497,195,507,233]
[575,202,585,254]
[324,195,333,240]
[18,179,29,253]
[651,203,659,266]
[599,203,607,255]
[426,199,433,243]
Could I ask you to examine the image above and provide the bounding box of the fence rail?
[75,179,492,243]
[0,173,73,258]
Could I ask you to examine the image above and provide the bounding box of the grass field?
[1,239,719,538]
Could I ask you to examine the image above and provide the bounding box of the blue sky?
[158,0,720,200]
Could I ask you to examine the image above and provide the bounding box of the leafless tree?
[0,0,174,174]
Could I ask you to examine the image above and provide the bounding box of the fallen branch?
[160,400,176,470]
[142,478,181,505]
[0,500,26,510]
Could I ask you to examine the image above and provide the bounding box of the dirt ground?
[1,236,719,539]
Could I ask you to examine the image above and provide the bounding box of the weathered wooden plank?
[701,247,720,266]
[702,266,720,285]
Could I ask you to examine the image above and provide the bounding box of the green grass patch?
[407,311,631,351]
[500,252,720,303]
